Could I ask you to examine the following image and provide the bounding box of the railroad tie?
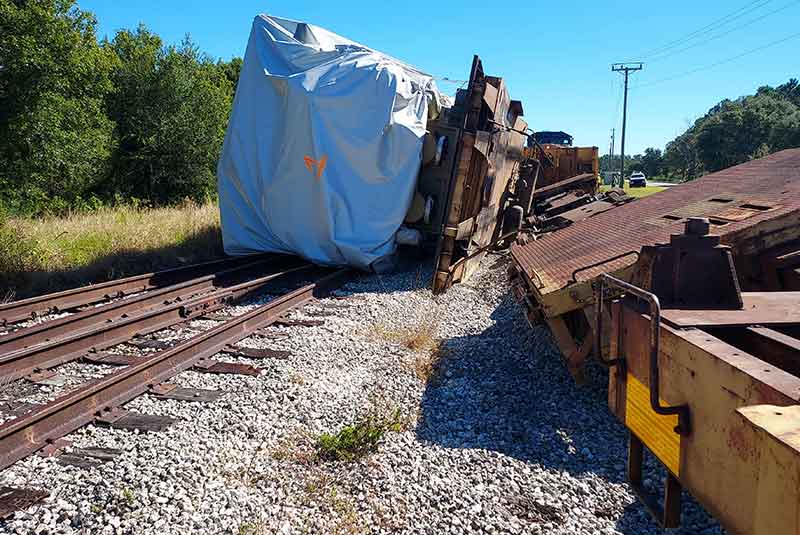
[57,447,122,469]
[221,345,291,360]
[95,407,177,433]
[149,383,222,403]
[0,487,48,520]
[193,358,261,377]
[274,318,324,328]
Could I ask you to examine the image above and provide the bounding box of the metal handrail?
[594,273,691,436]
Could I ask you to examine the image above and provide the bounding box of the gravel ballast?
[0,256,725,534]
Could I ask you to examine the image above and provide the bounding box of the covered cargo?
[217,14,442,271]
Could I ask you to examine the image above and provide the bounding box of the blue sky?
[78,0,800,154]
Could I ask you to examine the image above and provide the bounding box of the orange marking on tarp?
[303,155,328,179]
[316,155,327,179]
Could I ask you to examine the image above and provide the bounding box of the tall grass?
[1,201,223,300]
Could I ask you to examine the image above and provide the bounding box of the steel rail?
[0,268,350,471]
[0,254,277,326]
[0,264,315,383]
[0,257,294,354]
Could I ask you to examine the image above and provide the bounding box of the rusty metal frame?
[0,268,350,470]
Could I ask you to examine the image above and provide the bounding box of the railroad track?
[0,257,351,517]
[0,254,276,327]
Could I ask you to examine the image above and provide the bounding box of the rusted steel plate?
[430,56,528,293]
[531,173,597,201]
[662,292,800,327]
[0,254,275,326]
[0,269,350,470]
[128,338,173,350]
[512,149,800,307]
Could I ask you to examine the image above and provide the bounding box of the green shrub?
[316,410,402,462]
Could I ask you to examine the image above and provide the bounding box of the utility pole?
[609,128,615,178]
[612,63,643,188]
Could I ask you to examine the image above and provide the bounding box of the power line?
[633,30,800,88]
[647,0,800,63]
[635,0,774,59]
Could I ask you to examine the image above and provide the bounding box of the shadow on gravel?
[415,288,724,535]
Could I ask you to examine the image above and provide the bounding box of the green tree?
[663,81,800,180]
[664,127,701,181]
[640,147,663,178]
[0,0,117,213]
[106,26,234,203]
[217,57,243,90]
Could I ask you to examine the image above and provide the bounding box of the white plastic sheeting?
[217,14,441,271]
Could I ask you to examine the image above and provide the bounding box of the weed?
[413,340,448,384]
[121,487,135,506]
[371,311,449,385]
[300,473,364,535]
[316,409,402,462]
[372,320,438,354]
[243,438,267,486]
[289,373,306,385]
[270,430,316,465]
[237,520,267,535]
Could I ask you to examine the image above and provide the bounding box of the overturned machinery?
[406,56,528,293]
[511,148,800,377]
[510,148,800,533]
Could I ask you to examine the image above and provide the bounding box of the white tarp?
[217,14,441,271]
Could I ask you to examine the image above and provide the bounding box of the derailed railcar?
[405,56,528,293]
[510,148,800,533]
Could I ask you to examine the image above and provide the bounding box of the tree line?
[0,0,242,215]
[601,79,800,182]
[4,1,799,215]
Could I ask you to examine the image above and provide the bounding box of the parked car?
[629,172,647,188]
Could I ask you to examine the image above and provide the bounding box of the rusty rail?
[0,254,277,326]
[0,265,315,383]
[0,268,350,470]
[0,257,290,354]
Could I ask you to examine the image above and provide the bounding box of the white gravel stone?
[0,256,725,534]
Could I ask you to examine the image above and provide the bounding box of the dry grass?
[1,201,223,299]
[371,320,438,354]
[370,312,447,384]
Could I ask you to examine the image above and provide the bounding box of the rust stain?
[727,426,756,462]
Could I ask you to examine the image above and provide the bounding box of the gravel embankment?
[0,256,724,534]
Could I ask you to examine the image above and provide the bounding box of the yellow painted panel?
[626,373,682,476]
